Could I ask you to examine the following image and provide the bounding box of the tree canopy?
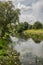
[0,1,20,38]
[32,21,43,29]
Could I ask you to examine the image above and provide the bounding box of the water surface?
[11,37,43,65]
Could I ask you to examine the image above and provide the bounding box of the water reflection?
[10,37,43,65]
[32,38,41,43]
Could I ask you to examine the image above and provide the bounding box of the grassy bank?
[24,29,43,42]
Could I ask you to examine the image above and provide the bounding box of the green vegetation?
[32,21,43,29]
[0,45,21,65]
[15,21,43,33]
[0,0,43,65]
[0,1,21,65]
[14,21,43,42]
[24,29,43,42]
[15,22,29,33]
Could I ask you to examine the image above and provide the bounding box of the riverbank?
[23,29,43,42]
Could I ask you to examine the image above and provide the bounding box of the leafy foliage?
[15,21,43,33]
[0,1,20,37]
[0,45,21,65]
[32,21,43,29]
[0,1,21,65]
[15,22,29,33]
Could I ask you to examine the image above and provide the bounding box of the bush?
[0,45,21,65]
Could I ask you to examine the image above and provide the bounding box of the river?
[10,36,43,65]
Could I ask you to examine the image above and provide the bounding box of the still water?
[11,37,43,65]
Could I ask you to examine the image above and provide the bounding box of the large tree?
[0,1,20,38]
[0,1,21,65]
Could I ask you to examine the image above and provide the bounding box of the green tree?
[32,21,42,29]
[0,1,20,37]
[0,1,21,65]
[0,1,20,49]
[15,22,29,33]
[23,22,29,30]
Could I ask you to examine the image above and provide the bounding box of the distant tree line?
[15,21,43,33]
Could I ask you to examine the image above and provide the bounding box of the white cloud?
[17,0,43,23]
[20,14,36,24]
[0,0,43,24]
[32,0,43,22]
[19,0,43,23]
[16,2,31,11]
[17,0,24,2]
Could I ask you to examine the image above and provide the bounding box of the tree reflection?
[32,38,41,43]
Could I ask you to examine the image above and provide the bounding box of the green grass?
[24,29,43,41]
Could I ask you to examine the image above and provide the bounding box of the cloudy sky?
[0,0,43,24]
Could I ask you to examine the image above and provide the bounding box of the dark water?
[11,36,43,65]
